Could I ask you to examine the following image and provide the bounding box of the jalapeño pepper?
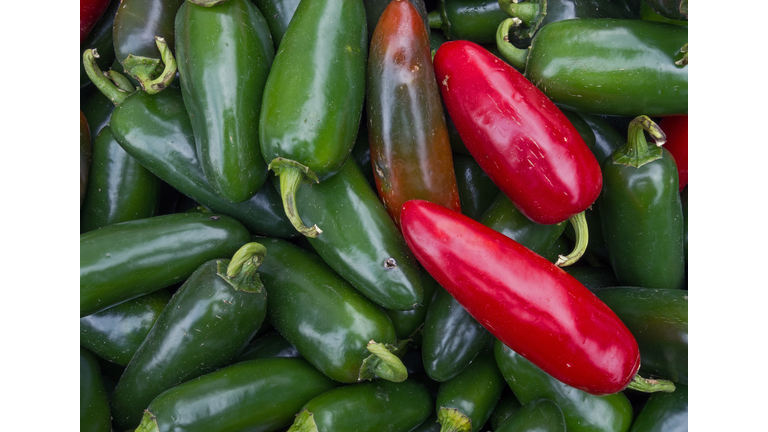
[427,0,509,44]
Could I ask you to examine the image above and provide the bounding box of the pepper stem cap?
[612,115,666,168]
[499,0,545,30]
[359,341,408,382]
[286,409,319,432]
[217,242,267,292]
[556,211,588,267]
[496,18,529,70]
[135,410,160,432]
[626,374,676,393]
[269,157,322,238]
[437,407,472,432]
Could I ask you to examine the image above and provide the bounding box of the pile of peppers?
[80,0,688,431]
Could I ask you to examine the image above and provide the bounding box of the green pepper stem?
[358,341,408,382]
[495,18,529,71]
[499,0,542,28]
[134,411,160,432]
[428,10,442,29]
[140,37,177,94]
[83,49,130,106]
[555,211,588,267]
[106,70,136,93]
[612,116,666,168]
[286,410,319,432]
[217,242,267,292]
[626,374,676,393]
[437,407,472,432]
[269,157,322,238]
[675,42,688,66]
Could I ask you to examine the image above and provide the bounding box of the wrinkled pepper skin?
[422,285,494,382]
[110,88,296,237]
[80,290,171,366]
[112,0,184,68]
[80,348,111,432]
[434,41,602,225]
[289,380,433,432]
[259,0,367,182]
[286,159,424,310]
[593,287,688,385]
[494,399,565,432]
[630,384,688,432]
[367,0,461,228]
[524,19,688,116]
[401,200,640,395]
[252,0,301,49]
[495,341,633,432]
[453,153,499,221]
[81,111,92,208]
[428,0,509,44]
[80,213,250,317]
[81,126,161,233]
[111,256,267,430]
[256,238,400,383]
[136,358,339,432]
[659,115,688,190]
[175,0,274,203]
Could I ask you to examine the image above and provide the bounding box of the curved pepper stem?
[428,10,443,29]
[358,340,408,382]
[217,242,267,292]
[675,43,688,66]
[83,49,131,106]
[135,411,160,432]
[626,374,676,393]
[555,211,588,267]
[499,0,546,36]
[269,157,322,238]
[437,407,472,432]
[612,116,666,168]
[286,410,318,432]
[122,36,176,94]
[106,70,136,93]
[495,18,529,71]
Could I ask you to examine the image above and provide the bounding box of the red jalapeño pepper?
[80,0,111,44]
[400,200,675,396]
[367,0,461,228]
[433,41,602,266]
[659,115,688,190]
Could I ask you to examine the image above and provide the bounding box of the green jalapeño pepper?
[252,0,301,49]
[259,0,367,237]
[599,116,685,289]
[80,348,111,432]
[453,154,500,221]
[80,213,250,317]
[496,19,688,116]
[256,238,407,383]
[175,0,274,203]
[111,243,268,430]
[235,330,301,362]
[367,0,461,228]
[630,384,687,432]
[644,0,687,21]
[135,358,339,432]
[428,0,509,44]
[495,399,565,432]
[80,111,91,208]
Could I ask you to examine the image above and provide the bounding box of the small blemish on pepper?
[384,258,397,269]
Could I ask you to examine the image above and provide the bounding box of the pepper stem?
[626,374,676,393]
[135,411,160,432]
[612,116,666,168]
[106,70,136,93]
[499,0,542,28]
[358,341,408,382]
[217,242,267,292]
[675,43,688,66]
[437,407,472,432]
[286,409,319,432]
[269,157,322,238]
[495,18,529,70]
[122,37,176,94]
[83,49,130,106]
[428,10,442,29]
[555,211,588,267]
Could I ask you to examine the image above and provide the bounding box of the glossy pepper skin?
[175,0,274,203]
[80,111,92,208]
[630,384,688,432]
[495,341,633,432]
[385,269,439,344]
[434,41,602,225]
[645,0,687,20]
[259,0,367,237]
[110,88,296,237]
[599,116,685,289]
[252,0,301,49]
[287,380,433,432]
[256,238,406,383]
[453,154,500,221]
[660,115,688,190]
[111,246,268,430]
[428,0,509,44]
[401,200,640,395]
[80,290,171,366]
[494,399,565,432]
[81,126,161,232]
[81,0,111,44]
[80,213,250,317]
[80,348,111,432]
[593,287,688,385]
[367,0,461,228]
[235,331,301,362]
[135,358,339,432]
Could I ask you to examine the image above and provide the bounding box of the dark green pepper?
[81,126,162,232]
[640,0,687,26]
[252,0,301,49]
[453,154,500,221]
[681,186,687,266]
[81,111,91,208]
[494,399,565,432]
[599,116,685,289]
[644,0,686,21]
[175,0,274,203]
[580,113,628,164]
[80,89,115,140]
[259,0,367,237]
[256,237,407,383]
[494,340,633,432]
[489,393,523,430]
[435,349,505,432]
[287,380,433,432]
[422,286,494,382]
[428,0,509,44]
[80,213,250,317]
[386,269,440,344]
[80,348,111,432]
[135,358,339,432]
[592,287,688,385]
[563,266,619,289]
[412,413,442,432]
[111,243,268,430]
[80,290,172,366]
[630,384,687,432]
[235,330,301,362]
